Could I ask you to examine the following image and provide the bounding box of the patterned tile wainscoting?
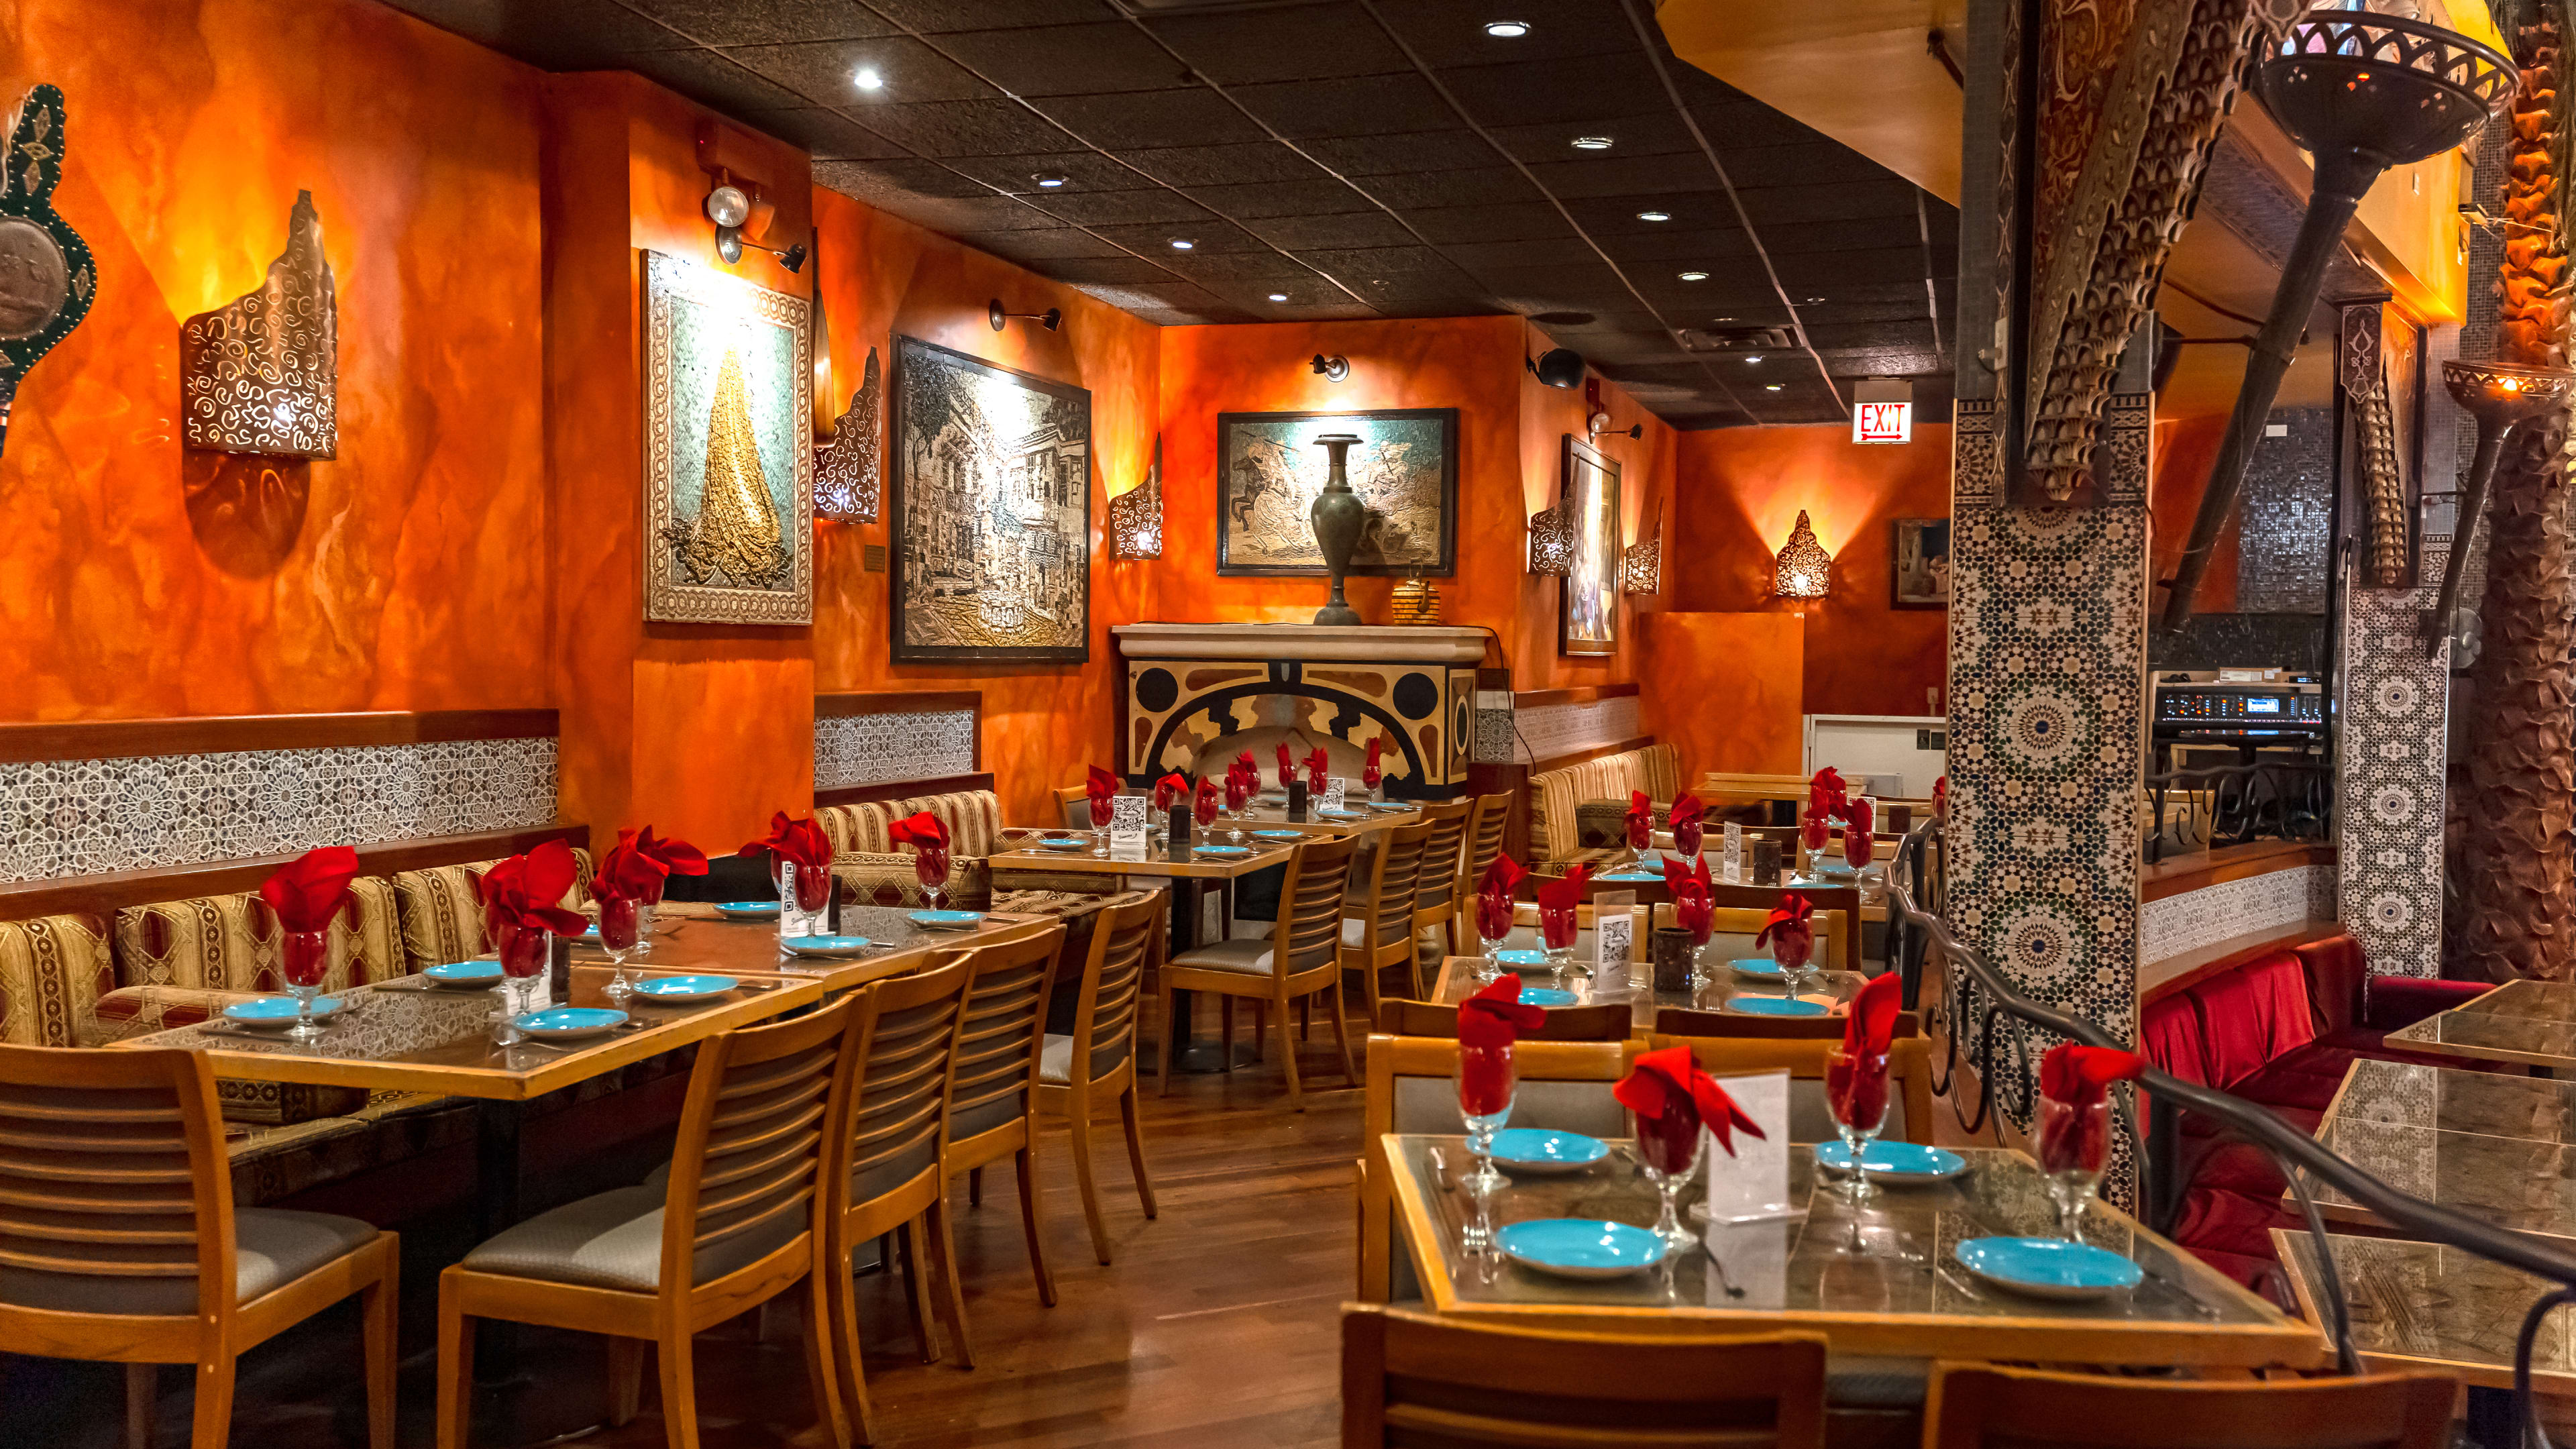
[1,738,559,883]
[2139,865,2338,964]
[2337,539,2450,977]
[1507,694,1643,765]
[813,708,977,791]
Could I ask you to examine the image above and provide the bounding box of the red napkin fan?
[1623,790,1654,851]
[1662,855,1714,945]
[1276,741,1295,789]
[1475,854,1527,943]
[741,811,834,871]
[887,812,950,851]
[1843,795,1876,869]
[1754,892,1817,970]
[1363,737,1383,788]
[1303,746,1330,792]
[1456,977,1546,1116]
[592,830,671,904]
[1668,793,1706,857]
[633,827,708,904]
[1803,767,1847,853]
[1154,772,1189,812]
[480,839,589,938]
[1534,865,1589,951]
[1827,974,1904,1128]
[2035,1044,2145,1176]
[260,845,360,934]
[1615,1045,1767,1158]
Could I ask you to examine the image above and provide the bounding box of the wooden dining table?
[2381,977,2565,1073]
[2273,1229,2576,1426]
[1427,954,1867,1024]
[1383,1136,2322,1367]
[2298,1057,2576,1241]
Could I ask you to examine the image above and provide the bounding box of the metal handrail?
[2143,757,2330,863]
[1885,818,2576,1442]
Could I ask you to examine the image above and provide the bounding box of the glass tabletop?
[2310,1059,2576,1238]
[1434,955,1864,1024]
[2383,979,2570,1066]
[598,903,991,975]
[2274,1228,2576,1389]
[989,836,1294,875]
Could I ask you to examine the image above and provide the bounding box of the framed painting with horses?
[1214,409,1457,577]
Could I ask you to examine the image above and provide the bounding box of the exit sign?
[1853,400,1911,444]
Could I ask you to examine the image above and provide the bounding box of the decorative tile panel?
[0,738,557,883]
[2339,543,2452,978]
[1511,695,1643,765]
[2140,865,2336,964]
[813,709,977,792]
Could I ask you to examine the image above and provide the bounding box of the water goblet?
[1454,1040,1515,1197]
[914,845,950,915]
[1474,894,1514,983]
[1193,788,1220,843]
[1825,1047,1890,1210]
[634,875,663,961]
[280,928,330,1043]
[598,896,641,1002]
[495,922,550,1043]
[1635,1103,1707,1255]
[1673,817,1705,869]
[1089,794,1114,856]
[1539,900,1581,978]
[2035,1089,2112,1241]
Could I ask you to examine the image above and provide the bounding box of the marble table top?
[2382,978,2569,1069]
[1428,954,1866,1026]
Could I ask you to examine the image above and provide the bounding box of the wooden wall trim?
[1511,682,1641,711]
[814,690,983,719]
[0,709,559,764]
[2140,841,2337,903]
[814,771,997,810]
[0,822,587,920]
[1528,733,1656,777]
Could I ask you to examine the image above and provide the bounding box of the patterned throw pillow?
[829,853,994,911]
[0,912,115,1049]
[113,881,405,996]
[392,861,488,974]
[88,985,262,1046]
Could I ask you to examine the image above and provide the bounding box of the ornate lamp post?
[2429,360,2576,656]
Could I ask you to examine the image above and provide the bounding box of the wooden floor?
[7,1026,1366,1449]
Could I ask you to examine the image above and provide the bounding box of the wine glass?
[280,928,330,1043]
[1194,786,1219,842]
[914,845,949,914]
[598,896,641,1001]
[1224,774,1252,842]
[1454,1040,1515,1198]
[1625,811,1652,866]
[1825,1047,1890,1208]
[1474,894,1514,983]
[634,873,663,961]
[2035,1090,2112,1241]
[495,922,550,1043]
[1089,793,1114,856]
[1674,817,1704,871]
[1635,1102,1706,1254]
[1674,899,1715,985]
[1539,900,1580,978]
[1773,928,1817,1006]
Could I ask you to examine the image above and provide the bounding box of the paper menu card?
[1592,890,1635,984]
[1698,1070,1801,1224]
[1108,794,1150,861]
[1721,822,1743,883]
[1322,778,1348,813]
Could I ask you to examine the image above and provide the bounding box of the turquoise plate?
[1363,801,1412,812]
[1955,1237,2142,1300]
[1813,1140,1967,1182]
[1730,957,1786,979]
[1252,829,1305,841]
[629,975,737,1004]
[515,1007,627,1040]
[1597,871,1660,883]
[1729,996,1827,1017]
[1491,949,1552,972]
[1039,836,1091,851]
[1317,808,1364,820]
[716,901,782,919]
[1489,1128,1608,1175]
[908,910,983,931]
[1520,987,1580,1008]
[1193,844,1252,857]
[784,935,873,958]
[223,995,347,1027]
[1495,1219,1668,1279]
[424,961,504,989]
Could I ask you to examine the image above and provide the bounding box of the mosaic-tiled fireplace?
[1111,624,1489,799]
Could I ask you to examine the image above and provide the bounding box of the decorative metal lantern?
[180,190,337,459]
[1622,509,1662,595]
[1774,509,1830,599]
[1108,435,1164,560]
[812,346,880,525]
[1527,504,1575,576]
[2426,359,2576,655]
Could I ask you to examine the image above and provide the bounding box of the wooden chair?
[1035,892,1164,1265]
[938,923,1067,1316]
[1653,1006,1921,1041]
[1373,998,1634,1042]
[1342,1302,1828,1447]
[1342,820,1435,1015]
[1646,1028,1935,1147]
[1409,798,1474,959]
[1356,1032,1642,1302]
[1051,784,1089,833]
[1649,903,1847,971]
[1161,833,1361,1110]
[825,958,975,1440]
[437,997,861,1449]
[1450,794,1511,945]
[1922,1362,2455,1449]
[0,1044,400,1449]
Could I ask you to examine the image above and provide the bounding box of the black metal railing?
[1886,819,2576,1447]
[2143,758,2332,863]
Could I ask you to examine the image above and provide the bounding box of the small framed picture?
[1891,517,1951,610]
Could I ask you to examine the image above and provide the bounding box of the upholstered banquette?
[818,785,1115,918]
[1525,742,1680,863]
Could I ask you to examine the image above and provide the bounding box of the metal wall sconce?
[705,176,804,270]
[814,345,881,525]
[1527,503,1575,576]
[1311,353,1349,381]
[2425,359,2576,655]
[1773,510,1830,599]
[1622,508,1662,595]
[1108,435,1164,560]
[991,300,1062,331]
[181,189,337,459]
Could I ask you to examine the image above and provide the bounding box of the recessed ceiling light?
[853,67,883,91]
[1570,135,1614,150]
[1765,384,1783,392]
[1714,315,1735,323]
[1678,270,1709,281]
[1636,210,1671,222]
[1269,292,1289,302]
[1805,295,1825,303]
[1745,354,1763,364]
[1485,20,1531,38]
[1169,237,1195,250]
[1034,172,1068,189]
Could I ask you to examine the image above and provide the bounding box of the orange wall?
[1638,612,1805,774]
[1514,334,1679,690]
[807,186,1160,827]
[1672,423,1951,719]
[2150,415,2235,614]
[0,0,549,719]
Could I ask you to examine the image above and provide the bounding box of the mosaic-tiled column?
[2338,540,2451,977]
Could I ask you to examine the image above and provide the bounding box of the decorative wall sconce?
[1622,508,1662,596]
[181,189,336,459]
[2424,359,2576,654]
[1311,353,1349,381]
[1527,503,1575,576]
[1108,435,1164,560]
[990,300,1063,331]
[1773,510,1830,599]
[704,175,804,270]
[813,345,881,525]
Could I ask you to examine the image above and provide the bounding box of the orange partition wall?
[1672,423,1951,719]
[2149,415,2235,614]
[0,0,549,719]
[806,186,1159,828]
[1638,612,1805,776]
[1515,333,1678,690]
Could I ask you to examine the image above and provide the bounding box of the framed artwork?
[1558,435,1621,657]
[890,335,1091,663]
[1216,408,1457,576]
[642,250,814,625]
[1891,517,1951,609]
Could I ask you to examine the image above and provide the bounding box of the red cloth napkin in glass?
[1803,767,1847,855]
[1843,795,1876,869]
[1754,892,1817,970]
[2035,1044,2143,1174]
[260,846,359,934]
[1827,973,1904,1127]
[1932,775,1948,823]
[1363,737,1383,788]
[633,827,708,904]
[1615,1044,1766,1155]
[1154,772,1189,812]
[887,812,949,851]
[1457,977,1544,1116]
[1303,746,1329,792]
[1624,790,1654,851]
[1474,855,1525,942]
[1195,776,1219,827]
[1534,864,1588,950]
[1087,765,1119,829]
[1276,741,1295,789]
[1661,855,1714,945]
[1668,793,1706,857]
[592,830,671,904]
[1234,751,1258,792]
[480,839,590,937]
[740,811,834,872]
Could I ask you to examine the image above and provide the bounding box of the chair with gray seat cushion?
[1159,833,1361,1111]
[1033,892,1164,1265]
[1646,1018,1934,1148]
[936,922,1067,1317]
[0,1044,399,1449]
[435,997,862,1449]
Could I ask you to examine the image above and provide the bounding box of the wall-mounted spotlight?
[1311,353,1349,381]
[1527,347,1585,389]
[706,174,804,270]
[719,232,806,271]
[989,299,1063,332]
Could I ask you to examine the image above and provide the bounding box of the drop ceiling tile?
[1088,218,1271,254]
[810,158,996,200]
[1560,193,1734,231]
[1758,215,1931,256]
[1182,178,1376,219]
[1242,212,1419,250]
[390,0,688,66]
[1731,180,1923,227]
[1362,166,1547,209]
[1141,3,1411,83]
[1519,155,1723,200]
[1033,88,1269,149]
[1230,74,1458,139]
[743,108,908,160]
[727,36,997,103]
[962,227,1135,261]
[940,151,1162,193]
[867,0,1122,30]
[621,48,810,112]
[1439,235,1598,269]
[932,23,1195,96]
[1040,256,1194,285]
[1089,279,1246,314]
[1773,247,1931,292]
[1713,140,1882,189]
[1297,131,1504,176]
[1365,0,1640,67]
[1593,227,1758,265]
[1293,244,1473,279]
[623,0,896,46]
[1483,112,1698,164]
[1400,203,1576,246]
[847,99,1081,156]
[1123,142,1332,188]
[1433,54,1668,129]
[851,193,1070,233]
[1157,249,1326,282]
[1036,188,1216,225]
